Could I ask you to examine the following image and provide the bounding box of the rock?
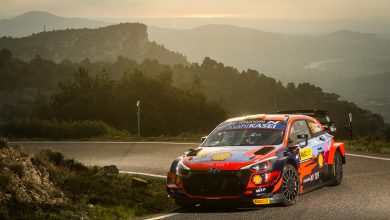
[131,177,149,188]
[98,165,119,175]
[0,145,68,206]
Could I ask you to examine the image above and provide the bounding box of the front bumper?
[168,187,285,206]
[167,170,283,206]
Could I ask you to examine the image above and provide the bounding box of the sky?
[1,0,390,20]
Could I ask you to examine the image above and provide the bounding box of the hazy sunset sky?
[1,0,389,20]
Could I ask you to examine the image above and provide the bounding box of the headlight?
[250,162,270,172]
[176,161,190,175]
[241,156,278,172]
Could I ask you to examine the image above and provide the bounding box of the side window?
[307,120,323,137]
[289,120,311,146]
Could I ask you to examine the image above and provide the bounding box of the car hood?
[182,146,278,170]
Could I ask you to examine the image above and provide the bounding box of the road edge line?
[346,153,390,161]
[143,213,180,220]
[119,171,166,178]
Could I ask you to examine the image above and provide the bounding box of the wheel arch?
[328,142,346,164]
[286,158,299,169]
[169,157,182,172]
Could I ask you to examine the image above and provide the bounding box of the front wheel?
[281,164,300,206]
[330,151,343,186]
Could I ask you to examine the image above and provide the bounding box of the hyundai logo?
[207,168,220,173]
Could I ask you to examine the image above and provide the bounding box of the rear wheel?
[330,151,343,186]
[281,164,300,206]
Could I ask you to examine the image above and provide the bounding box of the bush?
[9,163,25,178]
[0,119,128,139]
[346,138,390,154]
[0,137,7,149]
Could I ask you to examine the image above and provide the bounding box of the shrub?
[0,119,127,139]
[0,137,7,149]
[9,163,25,178]
[346,138,390,154]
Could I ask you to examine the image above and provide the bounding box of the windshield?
[203,120,286,147]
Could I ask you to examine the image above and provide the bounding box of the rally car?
[166,111,346,207]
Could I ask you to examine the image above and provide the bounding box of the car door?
[306,119,333,181]
[288,120,318,188]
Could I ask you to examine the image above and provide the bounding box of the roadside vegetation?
[345,129,390,154]
[1,49,387,139]
[1,49,390,153]
[0,139,175,219]
[0,119,130,139]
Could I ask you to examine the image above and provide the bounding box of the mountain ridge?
[0,23,188,65]
[0,11,112,37]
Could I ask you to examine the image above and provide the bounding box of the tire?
[281,164,300,206]
[330,151,343,186]
[175,197,196,208]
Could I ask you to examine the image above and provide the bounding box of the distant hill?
[0,11,111,37]
[0,23,188,65]
[148,25,390,79]
[148,25,390,121]
[330,71,390,123]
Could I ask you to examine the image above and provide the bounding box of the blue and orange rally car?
[166,111,346,207]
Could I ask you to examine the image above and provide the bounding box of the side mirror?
[284,145,299,156]
[329,124,337,133]
[201,136,208,142]
[297,134,309,146]
[326,121,336,133]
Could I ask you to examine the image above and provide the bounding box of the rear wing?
[275,110,336,133]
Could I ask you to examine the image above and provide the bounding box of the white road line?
[346,153,390,161]
[119,171,166,178]
[143,213,180,220]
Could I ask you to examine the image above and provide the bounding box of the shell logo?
[252,175,263,185]
[318,153,324,168]
[211,152,232,161]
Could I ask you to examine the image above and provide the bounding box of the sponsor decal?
[253,198,270,205]
[299,147,313,162]
[203,162,228,168]
[302,172,320,184]
[252,175,263,185]
[253,187,267,196]
[318,153,324,168]
[211,152,232,161]
[207,168,220,173]
[222,120,286,130]
[254,188,266,194]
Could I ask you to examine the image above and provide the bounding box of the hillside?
[0,140,174,219]
[0,23,188,65]
[148,25,390,121]
[0,11,111,37]
[149,25,390,79]
[0,50,386,138]
[331,71,390,122]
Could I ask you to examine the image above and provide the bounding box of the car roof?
[225,114,314,123]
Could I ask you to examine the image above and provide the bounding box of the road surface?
[14,141,390,220]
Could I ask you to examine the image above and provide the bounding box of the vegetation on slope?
[0,49,387,139]
[0,23,188,65]
[0,139,174,219]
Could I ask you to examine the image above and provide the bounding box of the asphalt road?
[15,141,390,220]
